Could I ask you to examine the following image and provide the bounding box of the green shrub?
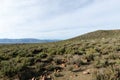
[0,59,27,77]
[94,59,109,68]
[36,53,48,59]
[92,66,120,80]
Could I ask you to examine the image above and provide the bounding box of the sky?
[0,0,120,39]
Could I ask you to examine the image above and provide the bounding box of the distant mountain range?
[1,30,120,44]
[0,38,59,44]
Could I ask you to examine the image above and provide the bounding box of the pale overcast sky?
[0,0,120,39]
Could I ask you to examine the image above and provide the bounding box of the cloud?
[0,0,120,39]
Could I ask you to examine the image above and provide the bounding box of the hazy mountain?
[0,38,59,44]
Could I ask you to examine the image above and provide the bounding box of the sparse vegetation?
[93,66,120,80]
[0,30,120,80]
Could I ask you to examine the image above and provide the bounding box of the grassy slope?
[0,30,120,80]
[69,30,120,41]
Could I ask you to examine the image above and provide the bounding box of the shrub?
[35,62,46,73]
[47,65,56,71]
[54,58,63,65]
[39,53,48,58]
[108,53,119,60]
[94,59,109,68]
[36,53,48,59]
[92,66,120,80]
[69,55,84,66]
[84,53,94,62]
[100,59,109,67]
[0,59,27,77]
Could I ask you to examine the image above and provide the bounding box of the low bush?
[93,66,120,80]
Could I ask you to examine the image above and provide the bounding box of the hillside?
[0,30,120,80]
[70,30,120,41]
